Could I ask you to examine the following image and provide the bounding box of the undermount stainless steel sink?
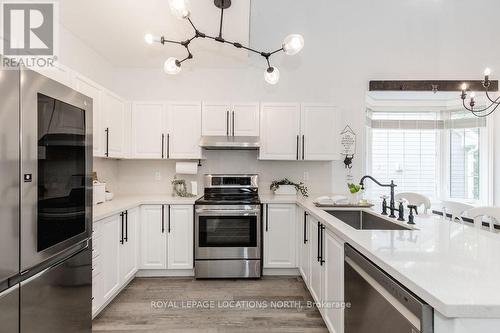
[325,210,412,230]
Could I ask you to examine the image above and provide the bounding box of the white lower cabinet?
[140,204,194,270]
[309,217,323,302]
[92,223,103,316]
[167,205,194,269]
[263,204,297,268]
[140,205,167,269]
[298,209,311,285]
[100,214,120,302]
[323,230,344,333]
[301,215,345,333]
[119,208,139,283]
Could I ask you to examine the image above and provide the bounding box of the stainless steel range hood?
[199,136,260,150]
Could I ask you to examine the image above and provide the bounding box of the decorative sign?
[340,125,356,156]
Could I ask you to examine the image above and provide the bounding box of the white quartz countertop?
[93,195,199,222]
[293,197,500,319]
[93,193,500,318]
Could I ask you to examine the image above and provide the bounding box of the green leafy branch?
[270,178,309,197]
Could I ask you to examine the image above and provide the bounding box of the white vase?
[350,192,360,205]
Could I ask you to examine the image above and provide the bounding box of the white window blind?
[366,108,487,202]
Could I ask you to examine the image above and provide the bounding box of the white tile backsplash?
[94,150,334,196]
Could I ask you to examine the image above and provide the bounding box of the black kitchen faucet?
[359,175,397,218]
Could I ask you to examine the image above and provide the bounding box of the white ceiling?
[59,0,252,68]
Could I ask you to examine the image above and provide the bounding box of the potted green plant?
[270,178,308,197]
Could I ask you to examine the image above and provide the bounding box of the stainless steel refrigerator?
[0,63,93,333]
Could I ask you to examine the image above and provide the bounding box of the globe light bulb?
[484,68,491,76]
[169,0,190,19]
[461,83,467,91]
[164,57,182,75]
[264,67,280,85]
[470,92,476,99]
[144,33,158,45]
[282,34,304,56]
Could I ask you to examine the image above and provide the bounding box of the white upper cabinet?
[131,102,168,159]
[260,103,301,160]
[232,102,260,136]
[73,74,104,157]
[202,102,231,136]
[167,205,194,270]
[260,103,339,161]
[102,91,128,158]
[167,101,202,159]
[301,104,339,161]
[202,102,259,137]
[263,204,297,268]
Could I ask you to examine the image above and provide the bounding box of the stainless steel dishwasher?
[344,244,433,333]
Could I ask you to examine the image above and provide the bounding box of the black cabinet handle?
[124,211,128,242]
[317,222,321,262]
[303,212,308,244]
[161,205,165,233]
[161,134,165,159]
[168,205,171,233]
[296,135,299,160]
[265,204,269,232]
[226,110,230,136]
[320,224,326,266]
[120,212,124,244]
[105,128,109,157]
[302,135,305,160]
[167,134,170,159]
[232,111,235,136]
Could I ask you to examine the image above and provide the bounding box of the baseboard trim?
[263,268,300,276]
[136,269,195,277]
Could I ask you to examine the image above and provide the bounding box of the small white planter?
[274,185,297,196]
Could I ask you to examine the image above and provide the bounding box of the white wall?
[58,25,114,89]
[107,0,500,198]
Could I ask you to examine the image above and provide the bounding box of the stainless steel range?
[195,175,261,278]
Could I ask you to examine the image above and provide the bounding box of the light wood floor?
[92,276,328,333]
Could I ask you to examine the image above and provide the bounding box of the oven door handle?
[195,209,260,215]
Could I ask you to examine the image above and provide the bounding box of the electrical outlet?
[303,171,309,182]
[155,171,161,181]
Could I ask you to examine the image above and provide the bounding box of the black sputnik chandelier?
[144,0,304,85]
[461,67,499,117]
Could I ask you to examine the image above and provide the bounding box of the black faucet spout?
[359,175,397,218]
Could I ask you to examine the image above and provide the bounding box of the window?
[367,111,439,201]
[449,128,480,200]
[366,107,489,204]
